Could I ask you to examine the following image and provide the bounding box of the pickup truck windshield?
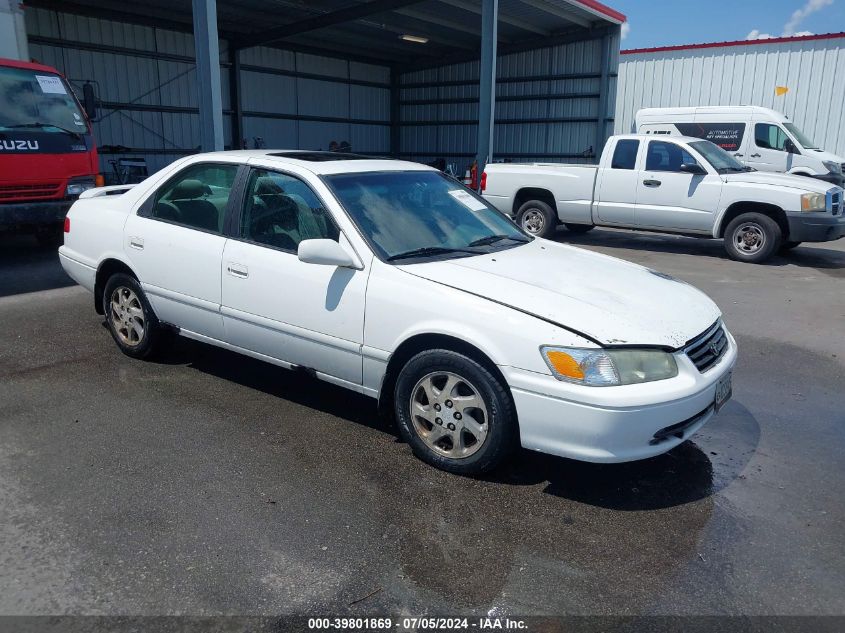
[783,123,818,150]
[0,67,87,134]
[325,170,530,262]
[690,140,747,173]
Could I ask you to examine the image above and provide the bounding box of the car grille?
[684,321,728,373]
[830,189,842,216]
[0,182,63,201]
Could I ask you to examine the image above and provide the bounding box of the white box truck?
[635,106,844,187]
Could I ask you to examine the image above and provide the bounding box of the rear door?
[634,140,721,233]
[594,138,641,225]
[220,167,369,386]
[124,162,241,340]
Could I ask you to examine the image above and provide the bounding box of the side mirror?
[82,83,98,121]
[679,163,706,175]
[298,239,360,269]
[784,139,799,154]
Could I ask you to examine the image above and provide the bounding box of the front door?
[748,122,792,173]
[634,140,722,233]
[221,168,370,386]
[124,162,240,340]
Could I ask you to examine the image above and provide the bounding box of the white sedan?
[59,150,737,475]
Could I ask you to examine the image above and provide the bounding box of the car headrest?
[255,176,284,196]
[171,179,212,199]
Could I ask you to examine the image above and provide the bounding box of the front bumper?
[786,212,845,242]
[0,200,73,228]
[503,330,738,463]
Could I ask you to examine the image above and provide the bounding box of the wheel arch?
[512,187,557,216]
[376,332,514,421]
[716,201,789,239]
[94,257,139,315]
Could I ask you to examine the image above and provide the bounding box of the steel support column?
[594,31,612,161]
[476,0,498,176]
[390,68,401,157]
[229,45,243,150]
[192,0,224,151]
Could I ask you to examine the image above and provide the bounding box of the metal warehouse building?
[615,32,845,157]
[11,0,624,179]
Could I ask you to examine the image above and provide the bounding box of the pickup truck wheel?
[564,223,595,233]
[517,200,556,238]
[394,350,517,475]
[724,213,781,263]
[102,273,162,360]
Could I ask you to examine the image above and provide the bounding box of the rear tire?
[564,223,595,233]
[102,273,162,360]
[516,200,556,238]
[724,212,781,264]
[394,349,517,475]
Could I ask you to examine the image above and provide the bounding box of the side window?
[240,169,340,252]
[755,123,789,151]
[611,140,639,170]
[645,141,699,172]
[151,163,238,233]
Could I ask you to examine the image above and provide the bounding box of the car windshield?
[324,170,530,262]
[690,140,747,173]
[784,122,818,149]
[0,66,88,134]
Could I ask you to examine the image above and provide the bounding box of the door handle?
[642,179,662,187]
[128,236,144,250]
[750,153,761,158]
[734,153,744,158]
[227,263,249,279]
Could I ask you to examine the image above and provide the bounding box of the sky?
[609,0,845,50]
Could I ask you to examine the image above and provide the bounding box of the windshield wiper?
[386,246,481,262]
[467,234,530,247]
[6,122,83,140]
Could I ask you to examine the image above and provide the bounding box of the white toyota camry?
[59,151,736,474]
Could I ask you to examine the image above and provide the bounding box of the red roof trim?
[0,56,63,74]
[622,31,845,55]
[570,0,626,24]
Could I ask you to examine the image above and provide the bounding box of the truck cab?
[636,106,844,187]
[0,57,100,244]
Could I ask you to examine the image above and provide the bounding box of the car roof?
[613,133,710,144]
[189,150,434,175]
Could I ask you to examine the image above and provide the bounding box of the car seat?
[170,179,219,232]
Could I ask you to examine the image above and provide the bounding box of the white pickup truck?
[482,134,845,263]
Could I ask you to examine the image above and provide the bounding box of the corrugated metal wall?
[399,31,620,173]
[24,7,390,179]
[615,35,845,157]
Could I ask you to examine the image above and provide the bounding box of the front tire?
[394,350,517,475]
[516,200,557,238]
[102,273,162,360]
[724,212,781,263]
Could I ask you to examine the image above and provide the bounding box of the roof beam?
[445,0,551,36]
[232,0,426,50]
[393,7,513,43]
[519,0,592,28]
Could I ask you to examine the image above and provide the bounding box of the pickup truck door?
[124,162,241,340]
[594,138,641,225]
[220,167,369,386]
[634,140,722,233]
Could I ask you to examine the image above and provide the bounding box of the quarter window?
[645,141,699,172]
[151,163,238,233]
[240,169,339,252]
[755,123,790,152]
[611,140,639,170]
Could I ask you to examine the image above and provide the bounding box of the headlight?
[66,178,96,197]
[822,160,842,174]
[800,192,826,212]
[540,346,678,387]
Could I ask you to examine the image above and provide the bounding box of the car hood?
[804,148,844,163]
[399,239,721,349]
[723,170,835,193]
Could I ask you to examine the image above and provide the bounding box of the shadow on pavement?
[0,233,73,298]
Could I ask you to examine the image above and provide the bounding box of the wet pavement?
[0,230,843,616]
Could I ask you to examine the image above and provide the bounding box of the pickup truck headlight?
[822,160,842,175]
[66,178,96,197]
[800,192,827,212]
[540,346,678,386]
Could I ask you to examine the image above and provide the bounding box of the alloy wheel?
[109,286,145,347]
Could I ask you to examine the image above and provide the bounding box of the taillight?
[95,174,105,187]
[480,171,487,192]
[63,217,70,233]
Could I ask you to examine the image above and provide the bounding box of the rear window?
[611,140,639,170]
